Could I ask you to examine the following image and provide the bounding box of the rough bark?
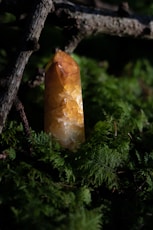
[51,1,153,52]
[0,0,53,133]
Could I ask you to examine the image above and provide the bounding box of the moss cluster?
[1,56,153,229]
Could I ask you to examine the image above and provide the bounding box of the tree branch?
[50,1,153,52]
[0,0,53,134]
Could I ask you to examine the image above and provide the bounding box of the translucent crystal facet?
[44,50,85,151]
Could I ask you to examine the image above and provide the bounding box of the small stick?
[14,96,31,138]
[114,121,117,137]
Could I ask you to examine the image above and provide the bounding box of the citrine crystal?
[44,50,85,151]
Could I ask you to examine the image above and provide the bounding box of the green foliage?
[1,1,153,229]
[0,121,23,142]
[1,55,153,230]
[0,126,102,230]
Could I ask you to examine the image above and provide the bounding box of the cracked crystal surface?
[44,50,85,150]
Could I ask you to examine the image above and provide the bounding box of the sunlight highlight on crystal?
[44,50,85,150]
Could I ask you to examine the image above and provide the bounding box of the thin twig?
[14,96,31,137]
[114,121,117,137]
[28,68,45,88]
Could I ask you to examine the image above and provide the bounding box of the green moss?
[1,55,153,229]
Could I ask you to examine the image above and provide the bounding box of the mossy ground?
[1,54,153,229]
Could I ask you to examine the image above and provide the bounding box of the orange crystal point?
[44,50,85,151]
